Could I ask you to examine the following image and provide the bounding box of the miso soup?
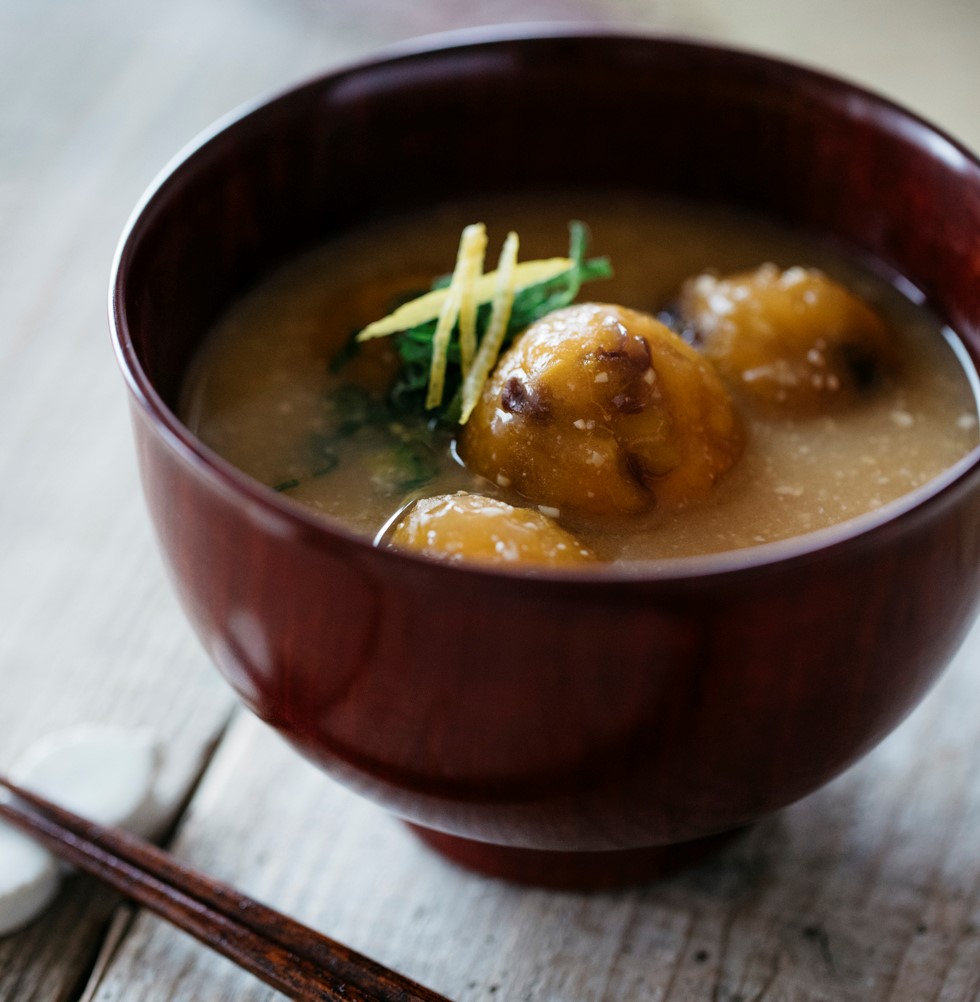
[181,194,979,564]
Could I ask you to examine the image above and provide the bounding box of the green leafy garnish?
[370,439,440,494]
[364,222,612,423]
[273,384,441,497]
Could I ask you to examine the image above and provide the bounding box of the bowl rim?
[108,24,980,585]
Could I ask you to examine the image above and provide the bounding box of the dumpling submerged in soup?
[181,194,979,567]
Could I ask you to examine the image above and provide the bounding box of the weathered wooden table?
[2,1,978,998]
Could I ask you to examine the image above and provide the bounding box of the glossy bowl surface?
[111,29,980,885]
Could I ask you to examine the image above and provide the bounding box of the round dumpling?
[677,264,892,412]
[460,304,744,516]
[390,492,596,567]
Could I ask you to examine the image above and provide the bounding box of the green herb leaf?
[370,439,439,494]
[387,222,611,422]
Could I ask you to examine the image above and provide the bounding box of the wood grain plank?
[83,620,980,1002]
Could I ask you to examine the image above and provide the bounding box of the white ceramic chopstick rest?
[11,725,164,840]
[0,725,164,936]
[0,823,61,936]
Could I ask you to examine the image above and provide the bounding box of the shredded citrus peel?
[425,224,486,410]
[457,226,487,377]
[460,231,519,423]
[356,256,574,342]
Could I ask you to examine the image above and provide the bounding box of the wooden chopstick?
[0,775,452,1002]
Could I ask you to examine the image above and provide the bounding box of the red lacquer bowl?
[110,29,980,887]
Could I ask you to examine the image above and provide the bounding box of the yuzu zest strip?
[356,258,572,341]
[425,224,485,410]
[457,225,487,377]
[460,231,520,424]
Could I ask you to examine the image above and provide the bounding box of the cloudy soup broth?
[181,193,980,564]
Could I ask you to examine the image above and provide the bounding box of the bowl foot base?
[406,824,742,889]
